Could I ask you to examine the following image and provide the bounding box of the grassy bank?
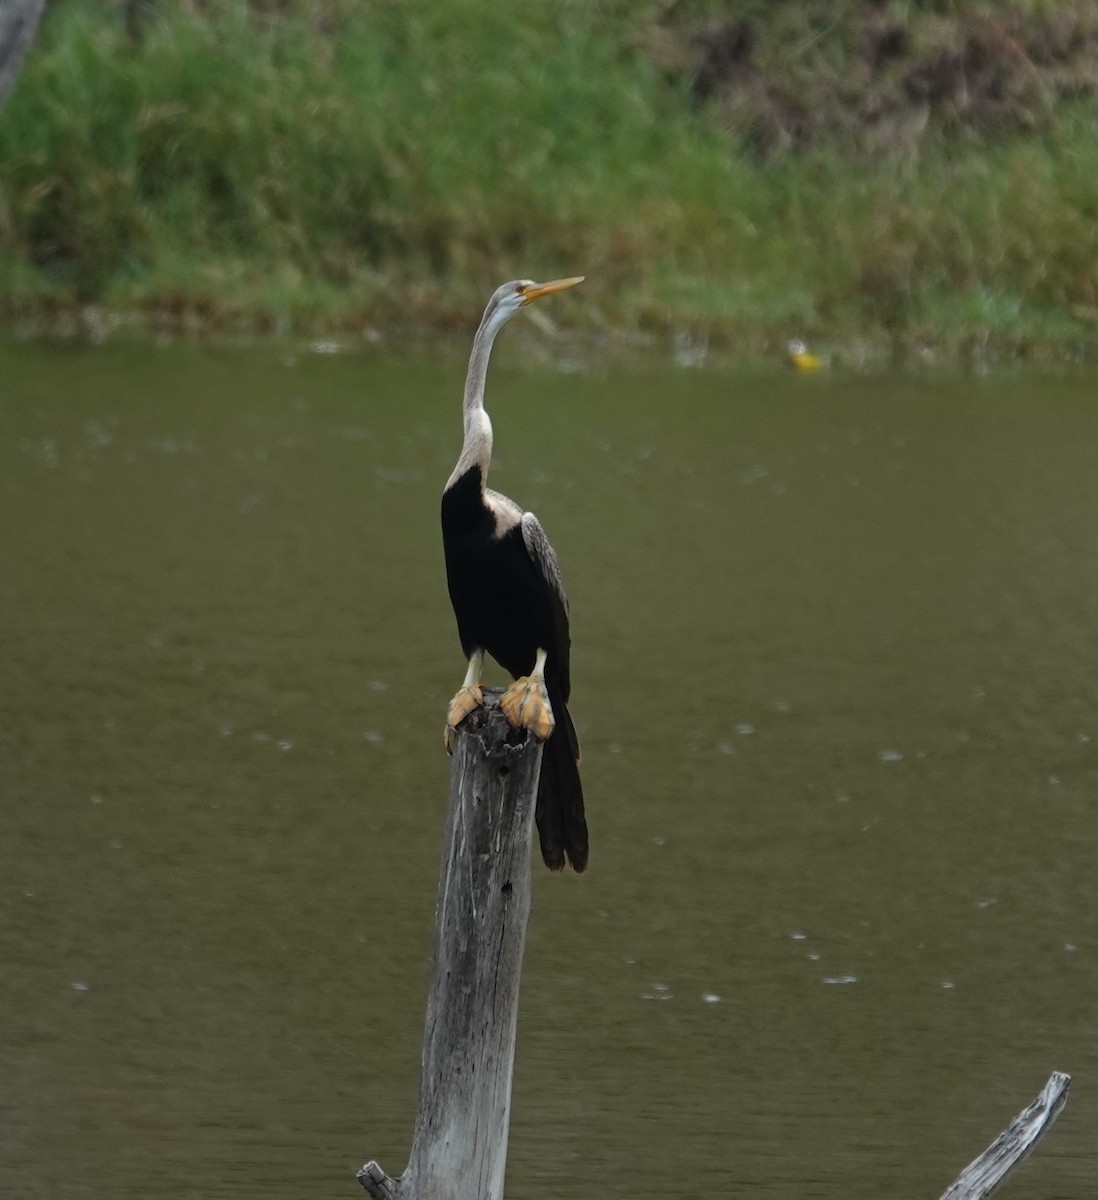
[2,0,1097,359]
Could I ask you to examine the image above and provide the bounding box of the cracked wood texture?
[0,0,45,109]
[939,1071,1071,1200]
[359,691,542,1200]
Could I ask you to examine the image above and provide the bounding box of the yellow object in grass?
[787,339,825,372]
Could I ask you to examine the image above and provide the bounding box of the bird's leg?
[499,648,555,742]
[445,650,484,754]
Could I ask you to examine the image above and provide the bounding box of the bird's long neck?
[446,313,500,492]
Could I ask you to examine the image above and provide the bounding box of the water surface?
[2,337,1096,1198]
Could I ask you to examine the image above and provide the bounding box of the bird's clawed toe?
[499,676,555,742]
[445,684,484,754]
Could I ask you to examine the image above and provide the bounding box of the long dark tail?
[536,695,588,873]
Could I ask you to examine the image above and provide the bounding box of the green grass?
[1,0,1097,358]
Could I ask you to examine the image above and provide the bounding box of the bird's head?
[480,276,584,336]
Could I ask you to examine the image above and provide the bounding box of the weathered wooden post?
[939,1071,1071,1200]
[0,0,46,110]
[359,690,542,1200]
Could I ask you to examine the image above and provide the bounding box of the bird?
[787,338,825,372]
[441,276,588,873]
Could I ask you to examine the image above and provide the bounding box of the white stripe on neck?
[446,407,492,491]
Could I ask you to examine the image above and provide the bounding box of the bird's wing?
[521,511,569,615]
[521,510,572,699]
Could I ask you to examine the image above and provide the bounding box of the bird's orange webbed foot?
[500,660,555,742]
[445,683,484,754]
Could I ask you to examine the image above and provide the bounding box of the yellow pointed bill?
[520,276,584,304]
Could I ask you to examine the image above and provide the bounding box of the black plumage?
[442,466,587,871]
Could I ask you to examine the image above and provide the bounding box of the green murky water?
[2,337,1096,1198]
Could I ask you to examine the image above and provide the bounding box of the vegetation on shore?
[1,0,1097,359]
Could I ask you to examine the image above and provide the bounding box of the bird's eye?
[514,284,525,295]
